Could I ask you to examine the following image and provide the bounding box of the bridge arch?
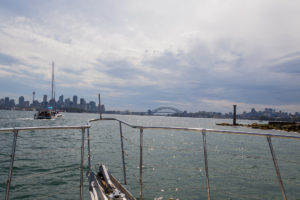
[151,106,183,114]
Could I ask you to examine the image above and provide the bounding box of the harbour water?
[0,110,300,200]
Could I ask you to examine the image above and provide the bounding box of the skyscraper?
[65,98,71,107]
[73,95,78,105]
[80,98,86,105]
[80,98,87,110]
[43,95,48,103]
[89,101,96,112]
[58,95,64,106]
[19,96,25,107]
[5,97,9,106]
[42,95,48,108]
[9,99,15,107]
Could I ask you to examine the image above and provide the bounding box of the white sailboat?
[34,61,62,119]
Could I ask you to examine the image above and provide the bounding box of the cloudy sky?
[0,0,300,113]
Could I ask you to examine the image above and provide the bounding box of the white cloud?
[1,0,300,112]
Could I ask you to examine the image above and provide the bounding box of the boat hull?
[87,164,136,200]
[34,110,61,119]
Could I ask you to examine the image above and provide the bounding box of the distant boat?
[34,109,54,119]
[34,61,62,119]
[34,108,62,119]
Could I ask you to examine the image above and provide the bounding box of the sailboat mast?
[51,61,54,100]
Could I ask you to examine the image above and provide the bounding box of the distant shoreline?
[216,122,300,134]
[1,109,300,123]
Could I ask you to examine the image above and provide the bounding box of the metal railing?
[2,117,300,200]
[0,125,91,200]
[89,117,300,200]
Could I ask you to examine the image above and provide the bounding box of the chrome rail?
[88,118,300,140]
[202,130,211,200]
[89,117,300,200]
[267,136,287,200]
[119,121,127,185]
[1,125,91,200]
[5,130,18,200]
[139,128,143,200]
[80,128,86,200]
[0,125,90,133]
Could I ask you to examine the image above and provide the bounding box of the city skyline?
[1,93,300,116]
[2,93,300,123]
[0,93,103,113]
[1,1,300,113]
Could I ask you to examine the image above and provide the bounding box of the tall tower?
[33,91,35,103]
[51,61,54,101]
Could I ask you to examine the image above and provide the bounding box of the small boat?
[34,61,63,120]
[87,164,136,200]
[34,109,53,119]
[34,109,62,119]
[55,111,63,118]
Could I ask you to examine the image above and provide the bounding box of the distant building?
[24,101,30,108]
[265,108,275,114]
[9,99,15,107]
[80,98,87,110]
[5,97,9,106]
[31,100,40,108]
[88,101,96,112]
[73,95,78,106]
[80,98,86,105]
[49,99,56,108]
[100,104,105,113]
[65,98,71,108]
[0,98,4,106]
[58,95,64,105]
[42,94,48,108]
[43,95,47,103]
[56,95,64,109]
[19,96,25,107]
[251,108,256,113]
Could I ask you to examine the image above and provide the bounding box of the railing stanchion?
[139,128,143,200]
[202,129,211,200]
[87,127,91,172]
[119,122,127,184]
[5,130,18,200]
[80,128,86,200]
[267,136,287,200]
[87,126,92,192]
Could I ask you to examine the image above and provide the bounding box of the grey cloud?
[143,51,184,69]
[60,67,85,75]
[144,45,216,71]
[139,41,300,106]
[270,58,300,74]
[96,59,145,79]
[0,53,20,65]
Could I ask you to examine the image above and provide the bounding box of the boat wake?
[17,118,34,121]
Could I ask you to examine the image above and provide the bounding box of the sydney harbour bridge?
[149,106,183,115]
